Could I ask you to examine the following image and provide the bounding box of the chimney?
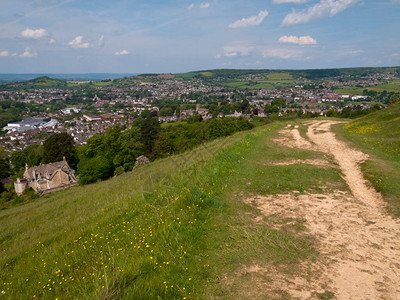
[25,163,28,171]
[63,156,66,161]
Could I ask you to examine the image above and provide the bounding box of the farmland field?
[334,79,400,95]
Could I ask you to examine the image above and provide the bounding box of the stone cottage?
[14,157,77,195]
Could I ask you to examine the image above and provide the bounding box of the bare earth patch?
[241,121,400,299]
[262,158,333,168]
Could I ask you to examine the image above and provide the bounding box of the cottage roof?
[24,160,72,180]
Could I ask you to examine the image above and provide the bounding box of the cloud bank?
[229,10,269,29]
[114,50,130,56]
[68,36,91,48]
[282,0,359,26]
[21,28,48,39]
[20,47,37,58]
[279,35,317,45]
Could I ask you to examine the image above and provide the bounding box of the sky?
[0,0,399,73]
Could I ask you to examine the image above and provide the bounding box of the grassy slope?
[218,73,294,90]
[0,120,350,299]
[334,102,400,216]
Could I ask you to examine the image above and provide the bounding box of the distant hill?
[176,66,400,81]
[0,73,138,83]
[0,76,68,90]
[1,67,399,90]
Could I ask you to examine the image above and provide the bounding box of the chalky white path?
[306,121,400,299]
[250,121,400,299]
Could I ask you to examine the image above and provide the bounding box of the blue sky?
[0,0,399,73]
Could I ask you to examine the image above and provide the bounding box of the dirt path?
[246,121,400,299]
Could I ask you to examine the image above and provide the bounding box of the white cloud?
[114,50,130,56]
[215,53,222,59]
[220,43,305,61]
[223,44,254,56]
[199,2,210,8]
[49,38,56,44]
[229,10,269,29]
[187,3,195,10]
[282,0,359,26]
[98,35,105,47]
[261,48,302,59]
[390,53,399,57]
[0,51,9,57]
[273,0,310,3]
[21,28,48,39]
[68,36,91,49]
[279,35,317,45]
[20,47,37,58]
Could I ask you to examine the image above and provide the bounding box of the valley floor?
[234,121,400,299]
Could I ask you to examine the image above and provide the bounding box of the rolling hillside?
[1,104,400,298]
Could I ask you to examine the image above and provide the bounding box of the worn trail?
[247,121,400,299]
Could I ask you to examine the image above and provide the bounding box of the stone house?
[14,157,77,195]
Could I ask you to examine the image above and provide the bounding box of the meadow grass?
[221,72,294,90]
[0,129,253,299]
[0,120,348,299]
[333,103,400,217]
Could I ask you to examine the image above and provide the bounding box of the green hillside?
[2,105,400,298]
[0,76,68,90]
[176,66,400,81]
[1,121,348,299]
[336,102,400,215]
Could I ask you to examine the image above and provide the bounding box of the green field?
[334,79,400,95]
[222,72,294,90]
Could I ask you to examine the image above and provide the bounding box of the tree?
[43,132,78,168]
[113,127,144,171]
[141,109,151,118]
[0,159,10,179]
[159,107,174,117]
[77,155,112,185]
[141,117,160,156]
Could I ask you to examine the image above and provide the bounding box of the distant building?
[60,107,81,115]
[352,95,368,100]
[83,114,102,121]
[99,113,124,120]
[225,111,242,118]
[39,119,59,129]
[14,157,77,195]
[3,117,50,132]
[158,115,178,122]
[180,109,195,119]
